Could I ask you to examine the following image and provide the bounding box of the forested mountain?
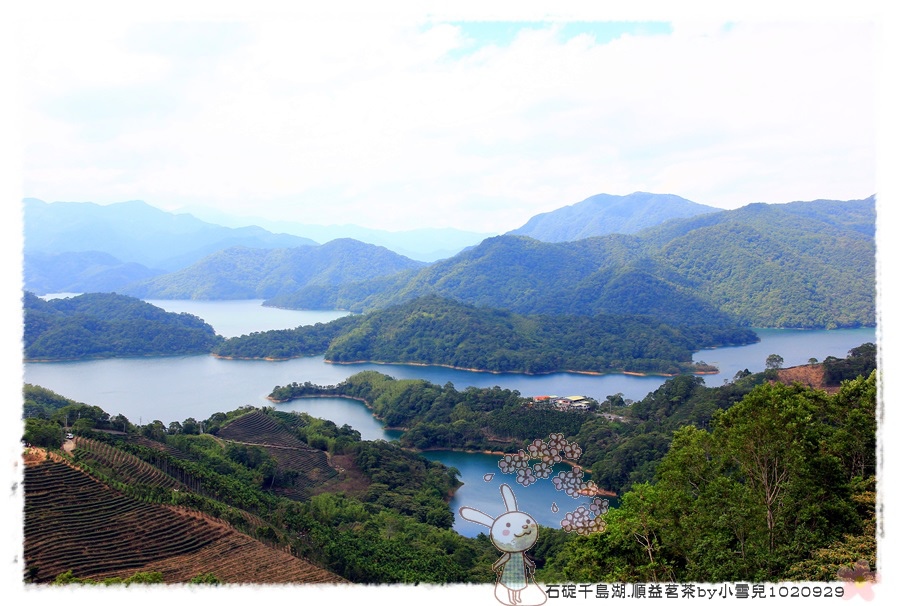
[267,235,740,328]
[638,196,876,327]
[506,192,720,242]
[215,295,756,375]
[24,292,221,360]
[119,239,425,300]
[24,251,165,295]
[268,197,875,329]
[23,198,318,271]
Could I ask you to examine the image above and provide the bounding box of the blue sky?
[445,21,673,59]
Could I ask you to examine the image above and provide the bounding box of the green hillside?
[23,395,494,585]
[23,340,877,585]
[640,196,876,327]
[267,197,875,329]
[215,295,756,375]
[24,292,222,360]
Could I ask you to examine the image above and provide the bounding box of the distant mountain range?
[23,198,318,272]
[119,239,425,300]
[21,193,876,330]
[24,251,166,295]
[171,204,493,262]
[268,196,876,329]
[506,192,720,241]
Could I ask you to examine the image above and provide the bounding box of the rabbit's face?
[490,511,539,552]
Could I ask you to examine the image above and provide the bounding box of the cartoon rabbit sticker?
[459,484,548,606]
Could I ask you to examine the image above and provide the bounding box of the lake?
[23,299,876,537]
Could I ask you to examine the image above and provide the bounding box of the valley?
[19,192,879,587]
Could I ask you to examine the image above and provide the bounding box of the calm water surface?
[145,299,351,338]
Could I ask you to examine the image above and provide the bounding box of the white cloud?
[16,10,879,232]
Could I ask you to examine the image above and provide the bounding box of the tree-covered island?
[24,291,222,360]
[214,295,757,376]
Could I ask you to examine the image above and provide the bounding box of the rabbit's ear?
[459,506,494,527]
[500,484,518,512]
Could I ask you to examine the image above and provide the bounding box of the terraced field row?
[130,435,200,462]
[25,460,227,582]
[24,459,343,584]
[73,437,187,492]
[267,447,338,499]
[218,411,311,449]
[218,411,340,500]
[81,532,346,584]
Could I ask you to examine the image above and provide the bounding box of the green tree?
[189,573,221,585]
[713,382,856,576]
[141,420,167,441]
[23,418,63,448]
[765,354,784,370]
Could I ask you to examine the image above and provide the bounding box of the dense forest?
[216,295,756,375]
[268,197,875,330]
[541,372,877,583]
[24,341,877,584]
[23,292,222,360]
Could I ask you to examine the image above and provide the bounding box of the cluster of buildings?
[530,395,594,411]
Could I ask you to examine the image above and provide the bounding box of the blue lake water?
[23,299,876,536]
[144,299,352,338]
[420,450,617,538]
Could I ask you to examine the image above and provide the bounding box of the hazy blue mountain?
[120,238,425,300]
[23,198,319,271]
[174,203,494,262]
[269,197,875,330]
[24,251,165,295]
[506,192,720,242]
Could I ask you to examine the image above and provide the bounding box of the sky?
[3,2,900,604]
[6,1,886,235]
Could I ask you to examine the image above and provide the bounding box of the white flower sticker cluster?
[496,433,609,535]
[560,499,610,536]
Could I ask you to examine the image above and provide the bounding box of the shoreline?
[38,352,719,377]
[211,351,718,377]
[324,358,715,378]
[266,393,408,430]
[267,392,619,496]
